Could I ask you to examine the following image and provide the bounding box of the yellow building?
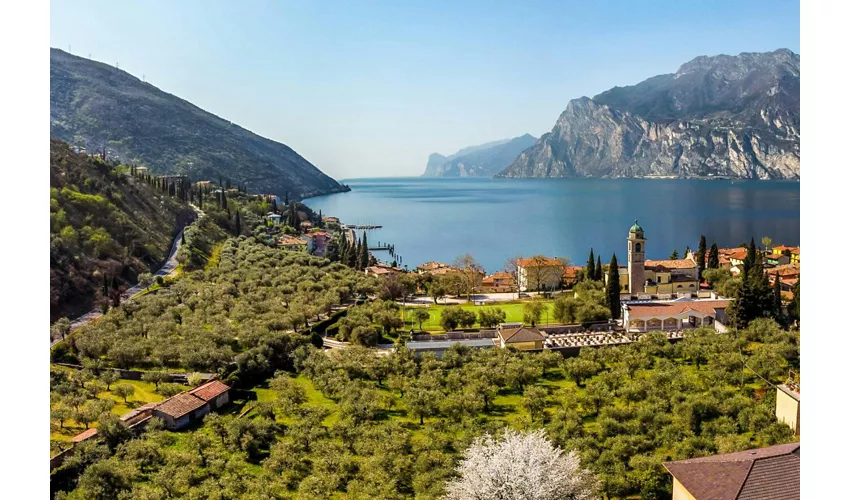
[664,443,800,500]
[776,383,800,435]
[773,245,800,264]
[608,221,700,297]
[497,323,545,350]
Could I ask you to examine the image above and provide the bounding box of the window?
[635,243,642,252]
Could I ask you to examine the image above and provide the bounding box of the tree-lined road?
[51,205,203,346]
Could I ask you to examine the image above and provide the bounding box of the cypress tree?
[773,271,784,324]
[696,235,707,280]
[586,249,595,281]
[743,238,757,278]
[235,211,241,236]
[787,278,800,326]
[339,233,348,263]
[285,191,289,205]
[271,198,278,214]
[349,236,360,269]
[670,249,679,259]
[595,255,603,281]
[289,203,299,231]
[708,242,719,269]
[360,231,369,270]
[730,249,773,328]
[326,235,340,262]
[606,254,621,319]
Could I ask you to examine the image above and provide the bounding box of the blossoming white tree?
[443,429,600,500]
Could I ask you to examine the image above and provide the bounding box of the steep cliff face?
[498,49,800,179]
[422,134,537,177]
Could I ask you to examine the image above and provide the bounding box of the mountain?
[50,139,195,321]
[497,49,800,179]
[422,134,537,177]
[50,48,348,200]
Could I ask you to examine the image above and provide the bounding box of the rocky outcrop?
[497,49,800,180]
[423,134,537,177]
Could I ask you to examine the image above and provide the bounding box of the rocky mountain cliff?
[497,49,799,179]
[422,134,537,177]
[50,48,348,200]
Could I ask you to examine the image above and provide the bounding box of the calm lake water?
[304,177,800,273]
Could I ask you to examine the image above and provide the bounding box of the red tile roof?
[189,380,231,402]
[563,266,583,280]
[644,258,697,270]
[772,245,799,255]
[664,443,800,500]
[155,392,207,418]
[625,299,731,320]
[499,326,545,343]
[70,428,98,443]
[516,257,564,268]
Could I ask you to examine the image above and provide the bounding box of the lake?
[304,177,800,273]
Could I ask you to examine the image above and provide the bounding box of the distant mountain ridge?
[50,48,348,200]
[422,134,537,177]
[497,49,800,180]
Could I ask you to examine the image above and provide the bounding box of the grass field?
[243,369,581,431]
[401,300,556,332]
[51,379,166,446]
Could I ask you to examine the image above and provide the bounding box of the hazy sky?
[50,1,800,179]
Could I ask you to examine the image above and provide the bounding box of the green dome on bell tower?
[629,220,644,234]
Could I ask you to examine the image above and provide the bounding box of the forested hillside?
[50,48,348,200]
[49,139,195,321]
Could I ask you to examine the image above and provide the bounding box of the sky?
[50,1,800,179]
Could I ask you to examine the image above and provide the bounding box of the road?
[51,206,203,347]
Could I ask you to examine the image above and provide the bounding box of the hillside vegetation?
[52,232,799,499]
[50,48,348,200]
[50,139,194,321]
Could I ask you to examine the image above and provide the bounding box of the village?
[52,201,801,499]
[261,208,799,355]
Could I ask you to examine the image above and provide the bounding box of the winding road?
[51,206,203,347]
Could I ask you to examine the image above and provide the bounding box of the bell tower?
[627,220,646,295]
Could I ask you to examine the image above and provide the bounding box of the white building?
[621,298,731,333]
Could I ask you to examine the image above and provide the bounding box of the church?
[608,221,701,298]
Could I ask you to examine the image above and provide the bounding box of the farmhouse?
[151,392,210,430]
[151,380,232,430]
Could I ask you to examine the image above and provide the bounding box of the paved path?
[51,206,203,347]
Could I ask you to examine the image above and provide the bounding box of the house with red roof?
[664,442,800,500]
[150,380,231,430]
